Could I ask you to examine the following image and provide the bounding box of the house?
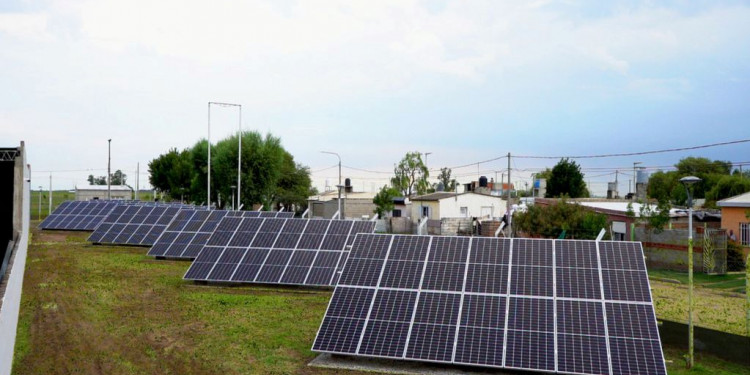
[410,192,507,224]
[390,196,411,219]
[717,191,750,250]
[75,185,132,201]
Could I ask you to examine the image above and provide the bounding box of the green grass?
[14,228,750,374]
[649,269,746,293]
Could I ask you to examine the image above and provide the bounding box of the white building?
[410,192,507,224]
[75,185,132,201]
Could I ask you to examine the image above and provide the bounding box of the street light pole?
[632,161,641,197]
[680,175,700,369]
[321,151,341,219]
[38,186,42,220]
[108,139,112,200]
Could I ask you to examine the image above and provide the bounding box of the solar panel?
[312,235,666,375]
[88,203,192,246]
[183,217,376,287]
[39,200,119,230]
[148,209,233,258]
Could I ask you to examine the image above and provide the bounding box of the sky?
[2,0,749,197]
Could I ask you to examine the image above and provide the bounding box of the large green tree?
[646,156,742,207]
[391,151,429,197]
[545,158,589,198]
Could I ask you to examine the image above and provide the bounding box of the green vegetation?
[435,167,457,192]
[148,131,313,213]
[391,151,429,197]
[545,158,590,198]
[649,270,747,336]
[513,199,609,239]
[372,185,399,217]
[15,227,750,374]
[647,157,750,207]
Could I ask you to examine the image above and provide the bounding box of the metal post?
[38,186,42,220]
[507,152,511,238]
[688,203,694,368]
[107,139,111,200]
[238,105,242,209]
[322,151,342,219]
[136,162,139,200]
[48,173,52,214]
[207,102,211,208]
[680,175,700,369]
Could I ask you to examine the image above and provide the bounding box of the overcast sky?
[2,0,749,196]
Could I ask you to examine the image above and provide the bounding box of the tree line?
[148,131,314,213]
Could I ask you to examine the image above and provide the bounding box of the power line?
[514,138,750,159]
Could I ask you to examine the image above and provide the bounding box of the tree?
[373,185,400,218]
[111,170,127,185]
[705,175,750,207]
[274,151,314,213]
[436,167,457,192]
[148,148,192,201]
[513,199,609,239]
[545,158,589,198]
[391,151,429,197]
[87,175,106,185]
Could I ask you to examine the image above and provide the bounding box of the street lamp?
[108,139,112,200]
[680,175,700,369]
[321,151,342,219]
[231,185,237,211]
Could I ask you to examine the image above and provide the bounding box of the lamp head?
[680,176,701,186]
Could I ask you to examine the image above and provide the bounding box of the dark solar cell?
[556,240,599,268]
[556,267,602,300]
[421,262,466,292]
[557,334,609,375]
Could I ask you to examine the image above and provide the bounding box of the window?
[422,206,430,218]
[741,222,750,246]
[392,209,402,218]
[460,207,468,217]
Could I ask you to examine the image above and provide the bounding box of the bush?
[514,198,609,240]
[726,241,746,272]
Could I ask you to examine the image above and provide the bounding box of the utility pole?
[615,170,619,198]
[507,152,511,237]
[135,162,140,200]
[107,139,112,200]
[48,173,52,214]
[38,186,42,220]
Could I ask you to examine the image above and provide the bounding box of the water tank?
[637,170,649,184]
[436,182,445,192]
[479,176,488,187]
[345,178,351,187]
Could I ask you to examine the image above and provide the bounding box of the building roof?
[75,185,132,192]
[578,201,683,218]
[717,191,750,208]
[411,191,503,202]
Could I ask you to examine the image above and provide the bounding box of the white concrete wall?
[439,194,506,220]
[410,201,440,224]
[0,152,30,375]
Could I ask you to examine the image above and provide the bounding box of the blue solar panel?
[39,200,119,231]
[312,235,667,375]
[88,203,194,246]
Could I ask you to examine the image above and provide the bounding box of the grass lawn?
[14,226,750,375]
[648,269,747,336]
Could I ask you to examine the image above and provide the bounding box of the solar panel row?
[312,234,666,375]
[183,217,375,287]
[88,204,190,246]
[148,210,293,258]
[39,200,119,230]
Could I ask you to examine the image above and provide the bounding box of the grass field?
[14,226,750,375]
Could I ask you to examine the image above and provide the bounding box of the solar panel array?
[312,234,666,375]
[39,200,119,230]
[183,217,376,287]
[148,210,294,259]
[88,204,192,246]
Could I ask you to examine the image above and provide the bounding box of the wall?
[439,218,473,236]
[635,227,703,271]
[342,198,376,220]
[658,320,749,366]
[0,144,29,375]
[411,200,440,224]
[440,194,506,220]
[76,189,131,201]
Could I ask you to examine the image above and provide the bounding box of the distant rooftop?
[717,191,750,208]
